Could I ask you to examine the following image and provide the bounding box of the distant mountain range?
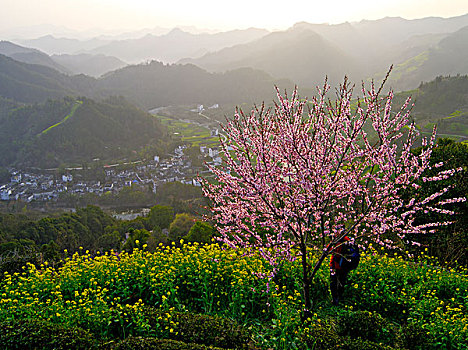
[8,14,468,90]
[0,41,127,77]
[180,26,362,88]
[181,14,468,89]
[17,27,269,64]
[1,14,468,168]
[51,54,127,77]
[19,35,111,55]
[379,25,468,90]
[0,41,68,73]
[0,53,292,108]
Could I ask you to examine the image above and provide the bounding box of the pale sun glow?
[1,0,468,36]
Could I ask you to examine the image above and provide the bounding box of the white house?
[208,148,219,158]
[1,189,11,201]
[62,174,73,182]
[11,173,21,184]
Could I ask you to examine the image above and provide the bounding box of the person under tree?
[330,236,353,306]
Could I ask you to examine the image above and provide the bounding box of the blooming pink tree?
[201,73,465,314]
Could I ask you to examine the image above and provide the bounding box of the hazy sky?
[2,0,468,36]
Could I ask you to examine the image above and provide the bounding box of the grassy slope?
[40,100,83,135]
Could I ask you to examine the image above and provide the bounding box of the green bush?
[107,337,225,350]
[0,248,39,276]
[0,319,96,349]
[337,311,398,344]
[300,320,340,350]
[145,309,251,349]
[338,337,396,350]
[397,323,435,350]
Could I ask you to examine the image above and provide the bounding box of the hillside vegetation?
[0,54,291,108]
[377,26,468,91]
[0,96,169,167]
[95,62,292,109]
[0,244,466,349]
[395,75,468,139]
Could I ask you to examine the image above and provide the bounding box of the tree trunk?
[300,242,312,320]
[301,246,330,321]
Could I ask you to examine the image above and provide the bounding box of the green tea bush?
[0,319,96,349]
[108,337,225,350]
[397,323,435,350]
[144,308,251,348]
[338,338,395,350]
[300,319,340,350]
[337,310,398,344]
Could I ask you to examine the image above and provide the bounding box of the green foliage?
[337,310,397,344]
[184,221,214,244]
[344,248,468,349]
[63,185,157,209]
[0,96,169,167]
[0,205,117,257]
[157,182,204,202]
[409,139,468,265]
[168,214,195,243]
[40,100,82,135]
[0,245,38,276]
[394,75,468,138]
[0,319,96,350]
[122,229,150,252]
[0,166,10,183]
[300,319,341,350]
[95,62,283,110]
[338,338,395,350]
[148,205,174,230]
[0,55,286,111]
[97,231,123,252]
[397,323,435,350]
[108,337,225,350]
[41,240,61,264]
[0,54,82,104]
[144,308,251,349]
[184,146,204,167]
[0,244,466,349]
[146,226,168,250]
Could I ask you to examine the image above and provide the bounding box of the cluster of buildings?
[0,144,222,203]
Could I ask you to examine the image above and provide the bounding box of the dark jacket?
[330,236,350,271]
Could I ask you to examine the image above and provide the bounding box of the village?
[0,144,222,203]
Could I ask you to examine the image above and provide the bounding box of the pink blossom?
[200,71,464,313]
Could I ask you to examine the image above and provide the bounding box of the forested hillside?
[395,75,468,138]
[0,55,292,109]
[0,54,92,103]
[96,62,292,109]
[0,96,169,167]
